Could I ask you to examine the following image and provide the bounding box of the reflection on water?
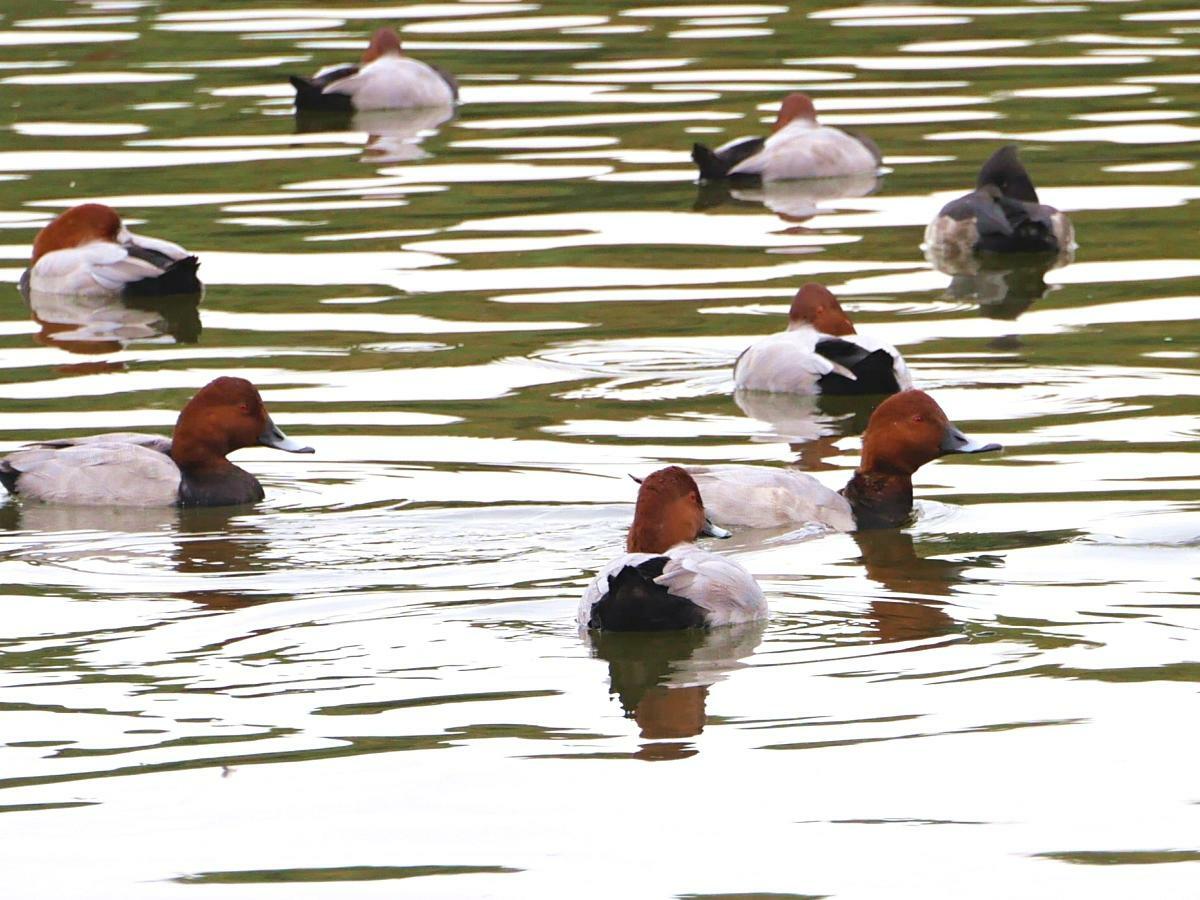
[1,0,1199,896]
[586,622,764,756]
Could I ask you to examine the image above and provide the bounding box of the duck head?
[627,466,730,554]
[170,377,313,473]
[361,27,403,64]
[787,282,856,335]
[32,204,124,264]
[976,145,1040,203]
[772,92,817,133]
[860,389,1000,477]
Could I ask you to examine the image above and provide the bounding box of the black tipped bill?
[940,423,1000,456]
[258,416,314,454]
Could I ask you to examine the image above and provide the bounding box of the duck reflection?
[0,502,280,610]
[852,529,1002,643]
[172,506,282,609]
[586,622,764,758]
[295,106,454,165]
[925,246,1073,320]
[695,173,881,224]
[24,287,201,355]
[733,390,876,469]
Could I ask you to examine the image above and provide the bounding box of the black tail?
[692,143,731,181]
[691,137,764,182]
[816,342,902,396]
[123,255,201,298]
[289,75,353,113]
[0,462,21,495]
[589,558,707,632]
[977,196,1059,254]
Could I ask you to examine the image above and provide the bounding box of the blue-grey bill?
[259,416,314,454]
[701,517,732,539]
[940,424,1001,455]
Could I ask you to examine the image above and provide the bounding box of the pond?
[0,0,1198,896]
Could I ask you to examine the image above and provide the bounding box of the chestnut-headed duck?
[692,93,881,182]
[689,390,1000,530]
[579,466,766,631]
[734,283,912,396]
[21,204,200,298]
[924,145,1075,259]
[0,377,312,507]
[289,27,457,112]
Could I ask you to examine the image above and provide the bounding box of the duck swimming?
[734,283,912,396]
[289,27,457,112]
[579,467,766,631]
[692,93,881,182]
[689,390,1000,530]
[0,377,313,507]
[21,204,200,297]
[924,145,1075,259]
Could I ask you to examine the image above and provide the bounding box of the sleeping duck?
[289,27,457,112]
[924,145,1074,260]
[734,283,912,396]
[692,93,881,182]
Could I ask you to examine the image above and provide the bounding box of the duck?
[734,283,912,396]
[21,204,200,298]
[579,466,766,631]
[692,93,881,182]
[289,27,457,112]
[0,377,313,507]
[924,145,1075,259]
[688,390,1000,530]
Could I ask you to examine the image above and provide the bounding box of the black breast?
[588,557,709,631]
[178,465,265,507]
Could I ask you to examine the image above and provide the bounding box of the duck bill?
[940,423,1000,456]
[700,517,732,539]
[258,415,314,454]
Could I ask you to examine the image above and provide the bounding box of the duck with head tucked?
[692,92,881,182]
[735,283,912,396]
[0,377,313,507]
[289,26,457,112]
[689,390,1000,531]
[22,204,200,297]
[580,466,766,632]
[925,145,1074,261]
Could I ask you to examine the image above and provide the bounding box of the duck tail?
[692,143,731,181]
[124,256,202,298]
[289,75,353,113]
[589,560,707,631]
[0,461,20,495]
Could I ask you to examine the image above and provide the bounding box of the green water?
[0,1,1198,897]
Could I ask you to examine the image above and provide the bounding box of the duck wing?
[0,440,180,506]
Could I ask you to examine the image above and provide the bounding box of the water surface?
[0,1,1198,897]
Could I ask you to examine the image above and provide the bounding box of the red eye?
[913,414,924,423]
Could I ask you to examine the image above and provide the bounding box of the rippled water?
[1,1,1198,896]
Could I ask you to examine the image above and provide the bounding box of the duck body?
[925,145,1074,258]
[0,377,312,508]
[689,466,854,531]
[23,204,200,298]
[693,93,880,182]
[688,390,1000,531]
[734,283,912,396]
[289,28,456,112]
[580,544,766,631]
[579,466,766,632]
[734,327,911,396]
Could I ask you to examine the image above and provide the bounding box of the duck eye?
[912,414,924,423]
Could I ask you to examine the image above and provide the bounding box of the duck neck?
[170,425,233,477]
[840,470,914,530]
